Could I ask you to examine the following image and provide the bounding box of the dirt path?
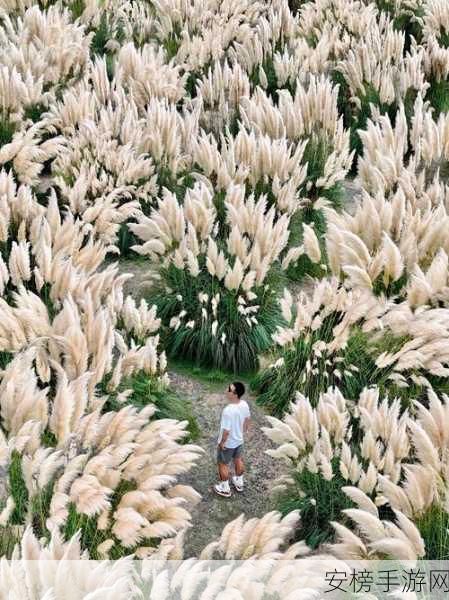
[169,370,283,558]
[342,179,362,216]
[118,258,156,300]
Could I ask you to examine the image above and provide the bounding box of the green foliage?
[368,330,449,411]
[341,80,390,162]
[438,28,449,49]
[0,351,13,371]
[2,446,185,559]
[63,482,134,559]
[105,52,116,81]
[0,452,56,557]
[249,56,290,100]
[286,253,326,283]
[185,71,199,99]
[425,76,449,117]
[0,373,198,559]
[157,167,196,204]
[332,71,417,168]
[118,221,139,257]
[367,0,425,50]
[0,257,58,317]
[0,113,15,147]
[0,525,18,559]
[276,463,353,548]
[0,234,65,318]
[41,429,58,447]
[189,365,228,383]
[39,282,59,320]
[301,133,346,207]
[241,131,342,286]
[402,87,419,125]
[288,135,346,282]
[288,0,308,14]
[91,13,112,55]
[29,481,55,541]
[371,0,424,49]
[23,103,47,124]
[8,451,29,525]
[62,479,175,559]
[286,209,329,283]
[63,503,107,559]
[394,13,424,50]
[162,22,183,60]
[0,225,18,264]
[90,12,125,58]
[150,261,285,373]
[169,358,253,397]
[0,466,180,559]
[170,358,232,384]
[69,0,86,21]
[332,70,360,164]
[371,271,409,298]
[371,0,395,11]
[417,505,449,560]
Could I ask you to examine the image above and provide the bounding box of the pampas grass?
[4,0,449,571]
[130,180,290,372]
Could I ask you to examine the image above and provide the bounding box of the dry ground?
[118,258,157,300]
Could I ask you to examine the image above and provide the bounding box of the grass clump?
[416,505,449,560]
[8,450,29,525]
[252,318,374,416]
[0,452,57,558]
[151,266,284,374]
[276,466,353,548]
[61,481,153,560]
[253,312,436,418]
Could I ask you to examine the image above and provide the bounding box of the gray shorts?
[217,444,243,465]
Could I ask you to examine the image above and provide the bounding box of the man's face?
[227,384,236,400]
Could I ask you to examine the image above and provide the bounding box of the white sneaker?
[214,481,232,497]
[231,475,244,492]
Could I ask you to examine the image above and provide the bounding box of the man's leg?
[218,460,230,481]
[214,448,232,497]
[233,444,244,476]
[231,445,245,492]
[234,457,244,476]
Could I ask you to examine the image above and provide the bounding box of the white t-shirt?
[217,400,251,448]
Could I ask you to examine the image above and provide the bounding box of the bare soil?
[118,258,158,301]
[342,179,362,215]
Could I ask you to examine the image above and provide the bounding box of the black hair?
[232,381,245,398]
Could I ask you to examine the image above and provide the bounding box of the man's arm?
[243,402,251,434]
[219,429,230,449]
[219,410,231,449]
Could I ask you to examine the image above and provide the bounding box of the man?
[214,381,251,498]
